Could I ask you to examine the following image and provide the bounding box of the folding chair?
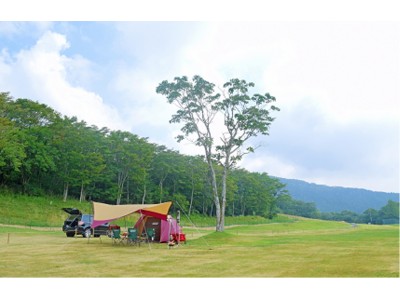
[146,228,156,242]
[112,228,124,245]
[127,228,140,247]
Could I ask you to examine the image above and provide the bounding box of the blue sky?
[1,6,399,193]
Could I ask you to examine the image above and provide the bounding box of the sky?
[1,2,399,194]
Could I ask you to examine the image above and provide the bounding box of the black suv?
[62,208,110,238]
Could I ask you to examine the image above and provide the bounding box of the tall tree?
[51,116,84,201]
[186,155,208,215]
[156,76,222,229]
[150,147,188,203]
[0,93,26,180]
[106,131,152,204]
[74,124,106,202]
[0,123,26,184]
[3,98,60,193]
[379,200,399,221]
[126,136,155,204]
[156,75,279,231]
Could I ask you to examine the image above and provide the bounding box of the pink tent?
[134,215,183,243]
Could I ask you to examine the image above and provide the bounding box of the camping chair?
[127,228,140,247]
[145,228,155,242]
[112,228,124,245]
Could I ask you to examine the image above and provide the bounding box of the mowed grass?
[0,218,398,277]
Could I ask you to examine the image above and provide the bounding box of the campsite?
[1,209,398,277]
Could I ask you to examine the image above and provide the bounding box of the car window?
[81,215,93,224]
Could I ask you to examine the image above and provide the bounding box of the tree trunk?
[208,161,222,231]
[217,152,231,232]
[159,179,163,203]
[117,171,128,205]
[21,172,30,194]
[189,176,194,216]
[126,179,129,202]
[219,164,229,232]
[202,198,206,215]
[142,183,147,204]
[63,182,69,202]
[158,173,168,203]
[79,182,85,202]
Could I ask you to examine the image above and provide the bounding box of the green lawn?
[0,194,398,277]
[1,219,398,277]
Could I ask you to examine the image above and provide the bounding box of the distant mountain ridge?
[275,177,399,213]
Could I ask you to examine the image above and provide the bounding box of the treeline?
[0,92,288,218]
[277,197,399,224]
[1,92,398,224]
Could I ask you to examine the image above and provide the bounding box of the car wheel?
[66,232,75,237]
[83,228,91,238]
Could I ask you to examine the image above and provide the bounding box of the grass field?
[0,194,398,278]
[1,218,398,278]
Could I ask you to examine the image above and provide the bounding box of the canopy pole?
[174,200,211,249]
[167,216,171,249]
[141,211,152,251]
[177,210,181,246]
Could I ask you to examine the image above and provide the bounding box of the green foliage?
[317,200,399,224]
[1,92,396,225]
[379,200,399,219]
[0,117,26,173]
[276,194,319,218]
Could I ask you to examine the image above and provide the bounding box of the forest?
[1,92,398,224]
[0,92,288,218]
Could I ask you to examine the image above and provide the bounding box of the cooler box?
[171,233,186,243]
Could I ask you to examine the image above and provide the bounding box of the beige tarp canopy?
[91,201,172,228]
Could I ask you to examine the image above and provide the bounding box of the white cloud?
[240,99,399,192]
[114,22,399,192]
[0,30,127,130]
[240,154,297,178]
[262,23,400,125]
[1,22,398,193]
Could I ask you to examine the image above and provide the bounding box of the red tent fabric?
[134,214,183,243]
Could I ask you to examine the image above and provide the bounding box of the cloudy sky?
[1,4,399,193]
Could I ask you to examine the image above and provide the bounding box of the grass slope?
[0,193,92,227]
[0,193,292,228]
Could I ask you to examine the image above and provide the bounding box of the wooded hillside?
[277,177,399,213]
[1,92,398,224]
[0,92,286,218]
